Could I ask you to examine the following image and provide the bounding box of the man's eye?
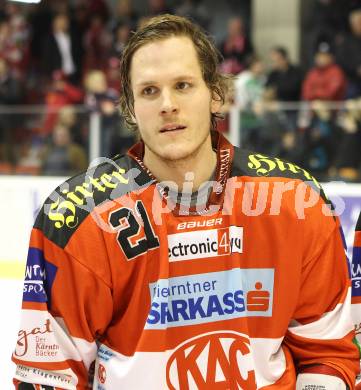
[176,82,191,90]
[142,86,157,95]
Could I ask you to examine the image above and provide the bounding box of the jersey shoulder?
[34,154,152,248]
[230,147,332,207]
[231,146,322,188]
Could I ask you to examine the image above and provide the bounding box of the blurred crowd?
[229,0,361,183]
[0,0,360,182]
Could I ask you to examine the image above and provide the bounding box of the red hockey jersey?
[351,212,361,389]
[12,132,358,389]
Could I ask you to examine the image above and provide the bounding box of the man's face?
[53,15,69,33]
[350,11,361,37]
[53,126,70,147]
[270,50,286,70]
[0,59,7,77]
[251,61,264,76]
[315,52,333,68]
[130,36,220,163]
[228,18,243,37]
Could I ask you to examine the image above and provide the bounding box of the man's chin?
[145,138,208,164]
[159,148,192,162]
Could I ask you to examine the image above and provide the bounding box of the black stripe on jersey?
[34,154,153,249]
[356,211,361,232]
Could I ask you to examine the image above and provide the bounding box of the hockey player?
[12,14,358,389]
[351,212,361,389]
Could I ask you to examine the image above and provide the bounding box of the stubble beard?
[146,129,211,167]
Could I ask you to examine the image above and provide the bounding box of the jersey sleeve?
[284,212,359,389]
[12,214,113,389]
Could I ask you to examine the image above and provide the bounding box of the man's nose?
[160,89,179,115]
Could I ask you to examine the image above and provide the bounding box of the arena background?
[1,0,361,388]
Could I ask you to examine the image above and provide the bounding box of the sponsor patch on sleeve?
[23,248,58,306]
[352,247,361,297]
[15,364,75,389]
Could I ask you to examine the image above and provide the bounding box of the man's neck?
[143,136,217,192]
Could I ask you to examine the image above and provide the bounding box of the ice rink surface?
[0,279,24,389]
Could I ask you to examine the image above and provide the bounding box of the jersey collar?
[127,131,234,213]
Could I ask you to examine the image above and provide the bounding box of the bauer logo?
[168,226,243,262]
[23,248,57,305]
[166,331,256,390]
[146,268,274,329]
[352,247,361,297]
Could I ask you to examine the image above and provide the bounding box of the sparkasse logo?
[166,331,256,390]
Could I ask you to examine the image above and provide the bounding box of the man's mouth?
[160,124,186,133]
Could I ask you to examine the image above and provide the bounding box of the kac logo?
[166,331,256,390]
